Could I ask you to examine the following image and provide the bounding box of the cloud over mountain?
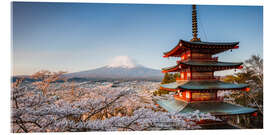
[107,56,138,68]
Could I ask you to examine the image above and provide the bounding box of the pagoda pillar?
[186,91,191,102]
[236,115,240,124]
[244,115,250,128]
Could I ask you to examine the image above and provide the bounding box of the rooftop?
[157,99,257,115]
[160,81,248,90]
[182,40,239,46]
[162,61,242,72]
[163,40,239,57]
[179,61,242,67]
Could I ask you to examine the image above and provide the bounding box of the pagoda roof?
[160,81,248,91]
[163,40,239,57]
[162,65,179,72]
[182,40,239,46]
[157,99,257,115]
[162,61,242,72]
[180,61,242,67]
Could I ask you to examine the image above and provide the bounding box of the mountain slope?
[65,66,163,80]
[65,56,163,80]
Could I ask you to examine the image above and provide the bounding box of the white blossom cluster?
[11,79,217,132]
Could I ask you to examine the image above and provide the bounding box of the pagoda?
[157,5,257,121]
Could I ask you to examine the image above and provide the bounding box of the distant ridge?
[12,56,163,81]
[65,56,163,81]
[64,66,163,81]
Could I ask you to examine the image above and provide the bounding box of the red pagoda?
[157,5,256,120]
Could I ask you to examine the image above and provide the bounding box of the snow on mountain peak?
[107,56,138,68]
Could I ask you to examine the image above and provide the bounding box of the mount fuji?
[65,56,163,81]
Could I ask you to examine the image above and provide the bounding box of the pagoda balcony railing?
[176,77,190,80]
[217,96,224,101]
[190,57,218,61]
[191,76,221,80]
[176,76,221,81]
[178,57,218,63]
[177,59,190,64]
[174,95,225,102]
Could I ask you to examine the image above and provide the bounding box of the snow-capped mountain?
[107,56,138,68]
[65,56,163,80]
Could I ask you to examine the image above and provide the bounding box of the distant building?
[157,5,257,126]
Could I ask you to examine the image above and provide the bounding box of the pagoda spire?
[190,5,201,42]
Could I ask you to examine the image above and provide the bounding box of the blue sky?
[12,2,263,75]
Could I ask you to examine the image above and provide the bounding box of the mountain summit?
[65,56,163,80]
[107,56,138,68]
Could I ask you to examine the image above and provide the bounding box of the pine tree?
[161,73,170,84]
[161,73,177,84]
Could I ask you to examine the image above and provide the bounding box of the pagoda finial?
[190,5,201,42]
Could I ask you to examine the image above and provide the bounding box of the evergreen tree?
[161,73,170,84]
[161,73,177,84]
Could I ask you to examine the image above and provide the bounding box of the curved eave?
[179,61,243,67]
[162,65,180,73]
[160,82,180,91]
[163,41,183,58]
[179,85,248,91]
[181,40,239,47]
[160,86,179,92]
[178,81,248,90]
[181,102,257,116]
[157,99,257,115]
[160,81,248,91]
[162,61,243,73]
[163,40,240,57]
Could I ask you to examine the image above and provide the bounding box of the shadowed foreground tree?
[11,71,218,132]
[223,55,263,128]
[161,73,181,84]
[31,70,67,96]
[154,73,179,96]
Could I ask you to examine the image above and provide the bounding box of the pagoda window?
[186,91,191,99]
[179,71,188,80]
[187,72,191,79]
[180,50,191,61]
[181,55,185,60]
[179,92,183,97]
[181,72,184,79]
[184,72,187,80]
[186,50,191,59]
[187,53,191,57]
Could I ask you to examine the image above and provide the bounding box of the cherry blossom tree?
[11,71,217,132]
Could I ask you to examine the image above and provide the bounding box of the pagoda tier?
[162,61,243,73]
[163,40,239,57]
[160,80,248,92]
[158,5,257,117]
[157,99,257,116]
